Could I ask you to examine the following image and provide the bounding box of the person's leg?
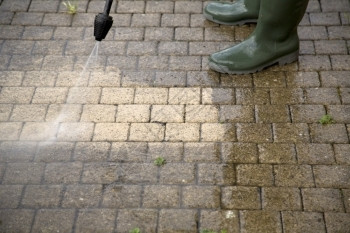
[208,0,309,74]
[204,0,260,25]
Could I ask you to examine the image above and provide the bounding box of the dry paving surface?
[0,0,350,232]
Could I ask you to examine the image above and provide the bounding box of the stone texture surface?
[0,0,349,232]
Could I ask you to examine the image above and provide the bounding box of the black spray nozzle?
[94,0,113,41]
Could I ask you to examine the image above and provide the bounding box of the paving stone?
[310,12,341,25]
[1,40,34,55]
[202,88,235,104]
[3,163,44,184]
[186,105,218,123]
[115,104,149,123]
[139,55,169,70]
[0,122,22,140]
[328,105,350,123]
[315,40,347,54]
[313,165,350,188]
[236,88,270,105]
[31,209,75,233]
[21,185,62,208]
[0,11,14,24]
[8,55,43,71]
[87,0,116,13]
[274,165,314,187]
[93,123,129,141]
[134,88,168,104]
[116,209,157,233]
[57,122,94,141]
[110,142,148,162]
[75,209,116,233]
[169,88,200,104]
[127,41,157,55]
[143,185,180,208]
[62,184,102,208]
[237,123,273,143]
[169,56,202,71]
[240,210,282,233]
[10,104,46,122]
[320,71,350,87]
[0,209,34,233]
[198,163,235,185]
[152,105,184,123]
[159,209,198,233]
[310,124,349,143]
[341,88,350,104]
[300,40,315,55]
[158,42,188,55]
[221,186,261,210]
[270,88,304,105]
[183,185,220,208]
[0,104,12,121]
[20,122,58,141]
[81,162,118,184]
[32,87,68,104]
[298,26,328,40]
[166,123,200,141]
[299,55,331,71]
[0,71,24,87]
[100,88,134,104]
[74,142,110,162]
[256,105,290,123]
[237,164,273,186]
[129,123,165,141]
[148,142,183,162]
[44,162,82,184]
[328,26,350,39]
[81,104,116,122]
[290,105,326,123]
[188,71,220,87]
[22,71,57,86]
[189,41,222,55]
[200,210,239,233]
[102,184,141,208]
[22,26,54,40]
[258,143,297,164]
[117,0,145,13]
[29,0,60,12]
[0,185,23,208]
[46,104,82,122]
[161,13,190,27]
[131,13,161,27]
[0,25,23,39]
[184,142,219,162]
[0,141,37,162]
[175,1,202,13]
[320,0,350,12]
[115,27,144,41]
[66,87,101,104]
[201,123,236,142]
[273,123,310,143]
[342,189,350,212]
[12,12,43,26]
[331,55,350,70]
[54,26,84,40]
[282,211,326,233]
[334,144,350,165]
[324,213,350,233]
[205,27,235,42]
[42,55,75,71]
[262,187,301,211]
[296,143,335,164]
[160,163,195,184]
[122,71,155,87]
[119,163,158,184]
[55,71,88,87]
[0,0,31,11]
[35,142,74,162]
[302,188,344,212]
[146,1,174,13]
[235,25,255,41]
[222,142,258,163]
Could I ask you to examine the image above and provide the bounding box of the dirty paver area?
[0,0,350,232]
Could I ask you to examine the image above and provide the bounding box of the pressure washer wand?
[94,0,113,41]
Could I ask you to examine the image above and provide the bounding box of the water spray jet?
[94,0,113,41]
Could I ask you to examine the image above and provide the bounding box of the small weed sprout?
[129,227,140,233]
[62,0,77,14]
[319,114,335,125]
[154,157,166,166]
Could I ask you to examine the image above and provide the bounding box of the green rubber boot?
[204,0,260,25]
[208,0,309,74]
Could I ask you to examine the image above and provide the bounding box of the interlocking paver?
[1,0,349,231]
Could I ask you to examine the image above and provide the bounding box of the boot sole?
[209,50,299,75]
[203,12,258,26]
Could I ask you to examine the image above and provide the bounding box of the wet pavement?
[0,0,349,232]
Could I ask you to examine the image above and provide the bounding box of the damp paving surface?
[0,0,350,232]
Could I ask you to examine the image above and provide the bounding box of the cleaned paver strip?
[0,0,349,232]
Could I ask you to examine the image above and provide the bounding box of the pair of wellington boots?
[204,0,309,74]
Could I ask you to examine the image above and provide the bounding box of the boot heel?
[278,50,299,65]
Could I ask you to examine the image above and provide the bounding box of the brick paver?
[0,0,349,232]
